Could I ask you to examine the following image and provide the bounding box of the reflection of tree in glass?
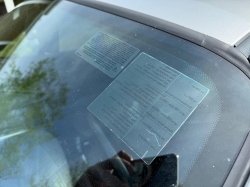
[0,58,69,179]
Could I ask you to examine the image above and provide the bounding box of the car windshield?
[1,1,250,187]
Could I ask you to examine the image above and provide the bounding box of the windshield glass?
[1,1,250,187]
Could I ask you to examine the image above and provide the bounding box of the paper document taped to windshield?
[88,53,209,164]
[75,31,140,78]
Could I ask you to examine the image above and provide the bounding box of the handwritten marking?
[146,129,161,146]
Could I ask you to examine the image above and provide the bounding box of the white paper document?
[88,53,209,164]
